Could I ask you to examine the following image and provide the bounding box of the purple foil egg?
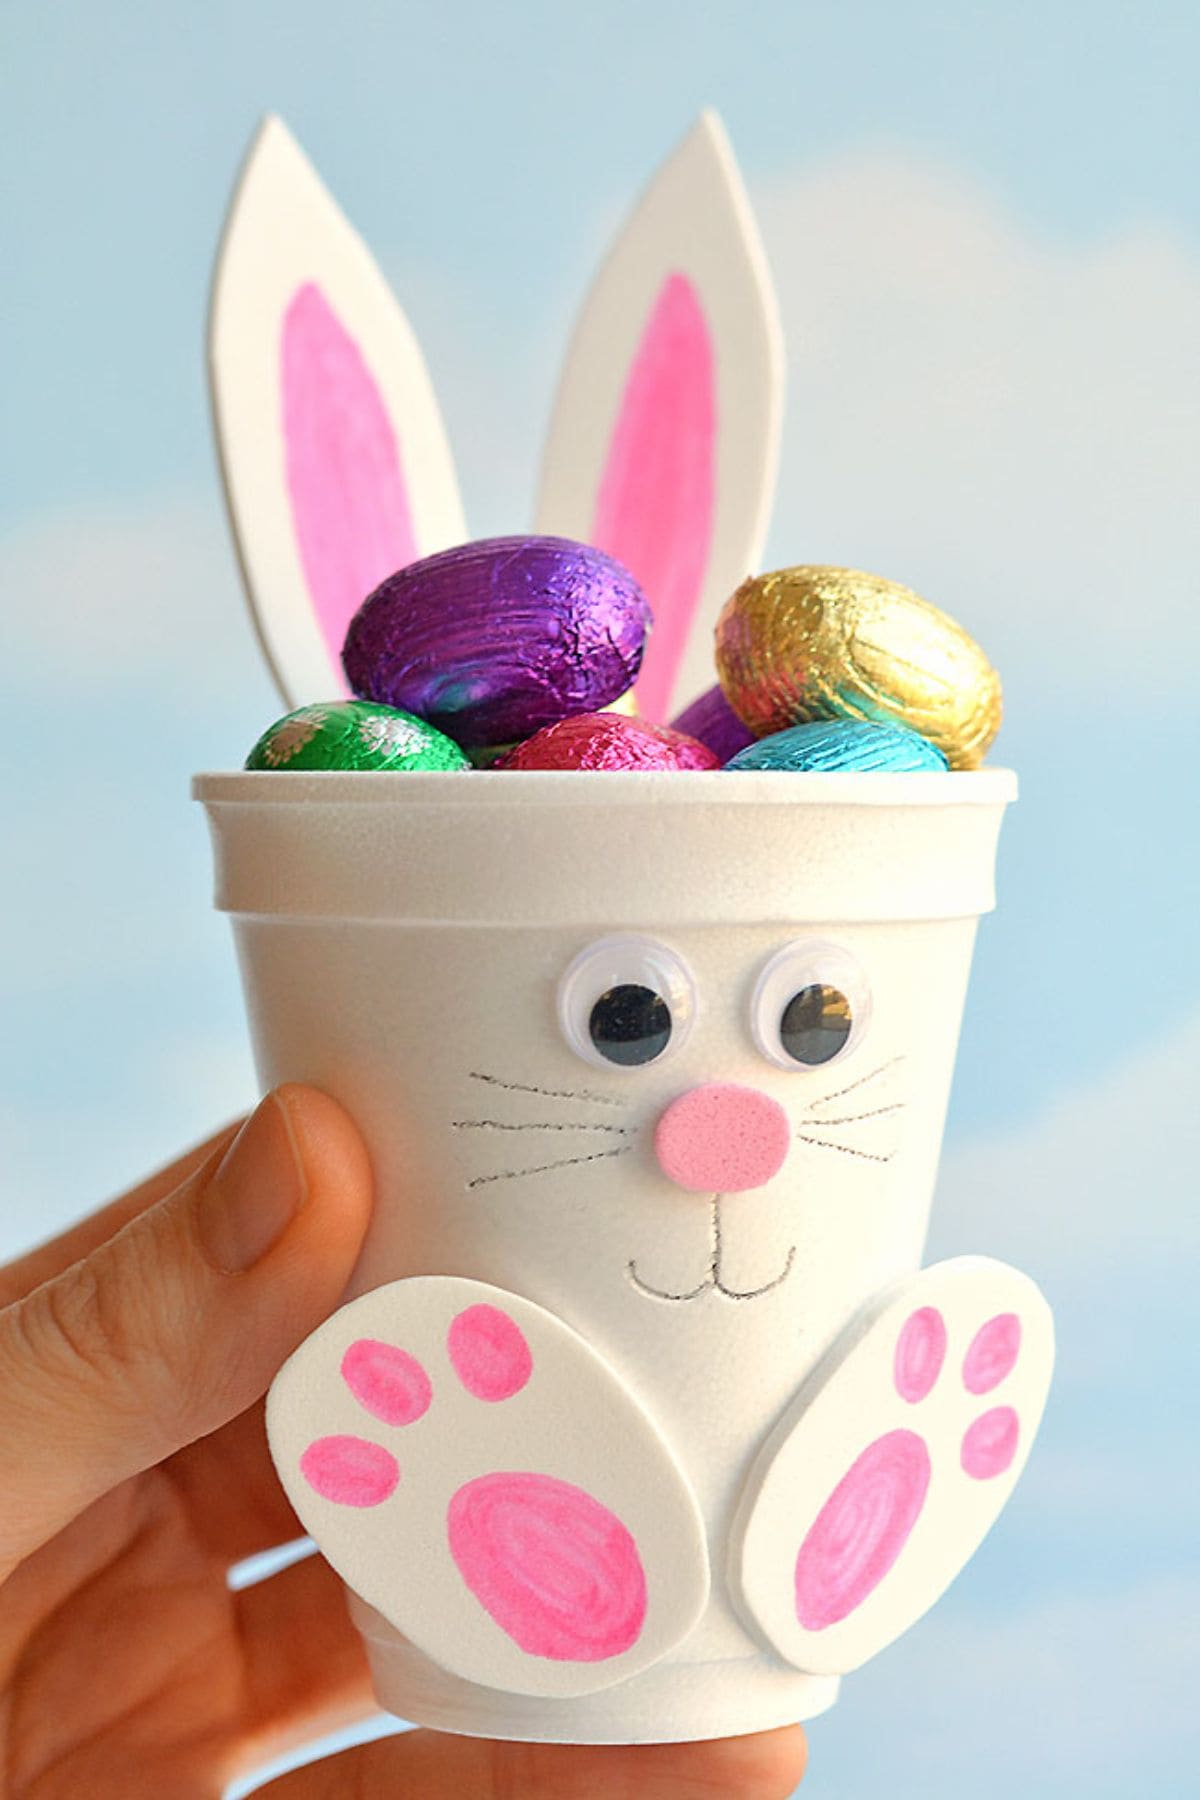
[342,536,651,747]
[670,683,757,764]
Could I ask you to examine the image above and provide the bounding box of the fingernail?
[196,1093,308,1273]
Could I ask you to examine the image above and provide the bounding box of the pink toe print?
[961,1406,1020,1479]
[448,1472,647,1661]
[341,1338,432,1426]
[300,1435,399,1507]
[893,1307,947,1403]
[963,1313,1022,1395]
[794,1430,931,1630]
[449,1304,533,1402]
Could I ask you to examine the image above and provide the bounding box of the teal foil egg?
[725,719,948,773]
[246,701,469,772]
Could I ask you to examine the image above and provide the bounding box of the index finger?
[257,1724,808,1798]
[0,1119,241,1307]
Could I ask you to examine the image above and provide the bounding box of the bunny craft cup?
[196,765,1050,1743]
[199,115,1054,1744]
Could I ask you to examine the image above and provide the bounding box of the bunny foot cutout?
[266,1277,709,1697]
[730,1256,1053,1676]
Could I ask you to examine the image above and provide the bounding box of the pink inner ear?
[590,272,715,722]
[281,282,417,682]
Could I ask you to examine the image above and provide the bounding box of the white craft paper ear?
[209,115,466,709]
[534,111,784,721]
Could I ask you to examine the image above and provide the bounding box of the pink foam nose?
[655,1083,790,1193]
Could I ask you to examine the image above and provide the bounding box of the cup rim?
[193,767,1017,810]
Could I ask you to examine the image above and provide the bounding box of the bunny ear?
[534,111,784,721]
[209,116,466,708]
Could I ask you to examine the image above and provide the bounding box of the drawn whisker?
[809,1056,906,1110]
[453,1118,632,1135]
[797,1133,895,1164]
[801,1102,906,1127]
[468,1070,624,1108]
[467,1145,634,1189]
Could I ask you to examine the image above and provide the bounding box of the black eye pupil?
[780,983,852,1065]
[589,983,672,1066]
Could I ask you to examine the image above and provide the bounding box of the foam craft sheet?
[535,110,785,723]
[267,1276,710,1697]
[730,1256,1054,1676]
[209,116,466,710]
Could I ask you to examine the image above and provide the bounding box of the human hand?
[0,1087,807,1798]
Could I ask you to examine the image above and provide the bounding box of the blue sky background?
[3,3,1198,1795]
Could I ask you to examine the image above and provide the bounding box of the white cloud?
[929,1003,1200,1281]
[0,494,275,705]
[757,151,1200,704]
[815,1572,1200,1796]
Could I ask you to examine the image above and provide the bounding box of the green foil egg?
[245,701,469,772]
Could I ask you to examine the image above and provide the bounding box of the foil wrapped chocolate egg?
[343,536,651,749]
[245,701,469,772]
[498,713,720,772]
[670,683,756,765]
[725,719,948,773]
[715,565,1002,769]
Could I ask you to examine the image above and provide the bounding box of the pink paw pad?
[963,1313,1021,1394]
[341,1337,432,1425]
[300,1339,433,1506]
[448,1303,533,1401]
[961,1405,1020,1479]
[794,1430,931,1629]
[447,1471,647,1660]
[893,1306,947,1403]
[300,1434,399,1507]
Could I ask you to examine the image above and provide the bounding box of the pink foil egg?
[498,713,720,772]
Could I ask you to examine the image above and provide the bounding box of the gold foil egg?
[714,565,1002,770]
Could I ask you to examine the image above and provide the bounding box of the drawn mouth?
[626,1196,796,1304]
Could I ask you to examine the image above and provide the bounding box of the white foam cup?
[196,766,1015,1742]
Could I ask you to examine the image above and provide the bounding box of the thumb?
[0,1085,373,1572]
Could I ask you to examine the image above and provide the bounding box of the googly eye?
[558,935,696,1069]
[751,941,872,1070]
